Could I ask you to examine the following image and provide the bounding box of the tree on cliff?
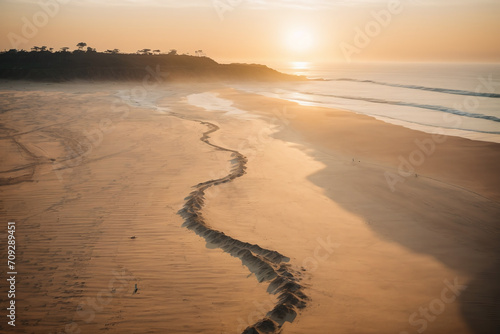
[77,42,87,51]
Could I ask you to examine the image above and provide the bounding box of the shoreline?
[215,88,500,202]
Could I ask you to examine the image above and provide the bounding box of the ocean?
[233,62,500,143]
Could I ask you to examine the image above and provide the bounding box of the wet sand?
[0,81,498,333]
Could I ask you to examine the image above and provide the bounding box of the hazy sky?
[1,0,500,64]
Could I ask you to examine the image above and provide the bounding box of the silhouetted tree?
[105,49,120,54]
[49,47,54,52]
[86,46,96,53]
[60,47,70,52]
[31,46,40,52]
[77,42,87,50]
[168,49,177,55]
[40,46,47,52]
[138,48,151,55]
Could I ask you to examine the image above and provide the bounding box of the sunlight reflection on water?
[290,61,311,76]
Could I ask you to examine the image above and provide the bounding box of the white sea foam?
[232,62,500,143]
[186,92,255,119]
[115,89,172,114]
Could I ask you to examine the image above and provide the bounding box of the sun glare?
[291,61,310,70]
[286,28,314,53]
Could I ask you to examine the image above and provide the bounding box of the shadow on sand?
[273,126,500,334]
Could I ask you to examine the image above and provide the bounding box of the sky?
[1,0,500,64]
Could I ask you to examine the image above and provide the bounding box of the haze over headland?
[0,50,306,81]
[1,0,500,64]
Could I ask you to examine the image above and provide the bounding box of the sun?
[286,28,314,53]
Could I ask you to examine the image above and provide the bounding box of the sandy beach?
[0,80,499,334]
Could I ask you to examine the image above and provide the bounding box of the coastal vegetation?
[0,43,303,82]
